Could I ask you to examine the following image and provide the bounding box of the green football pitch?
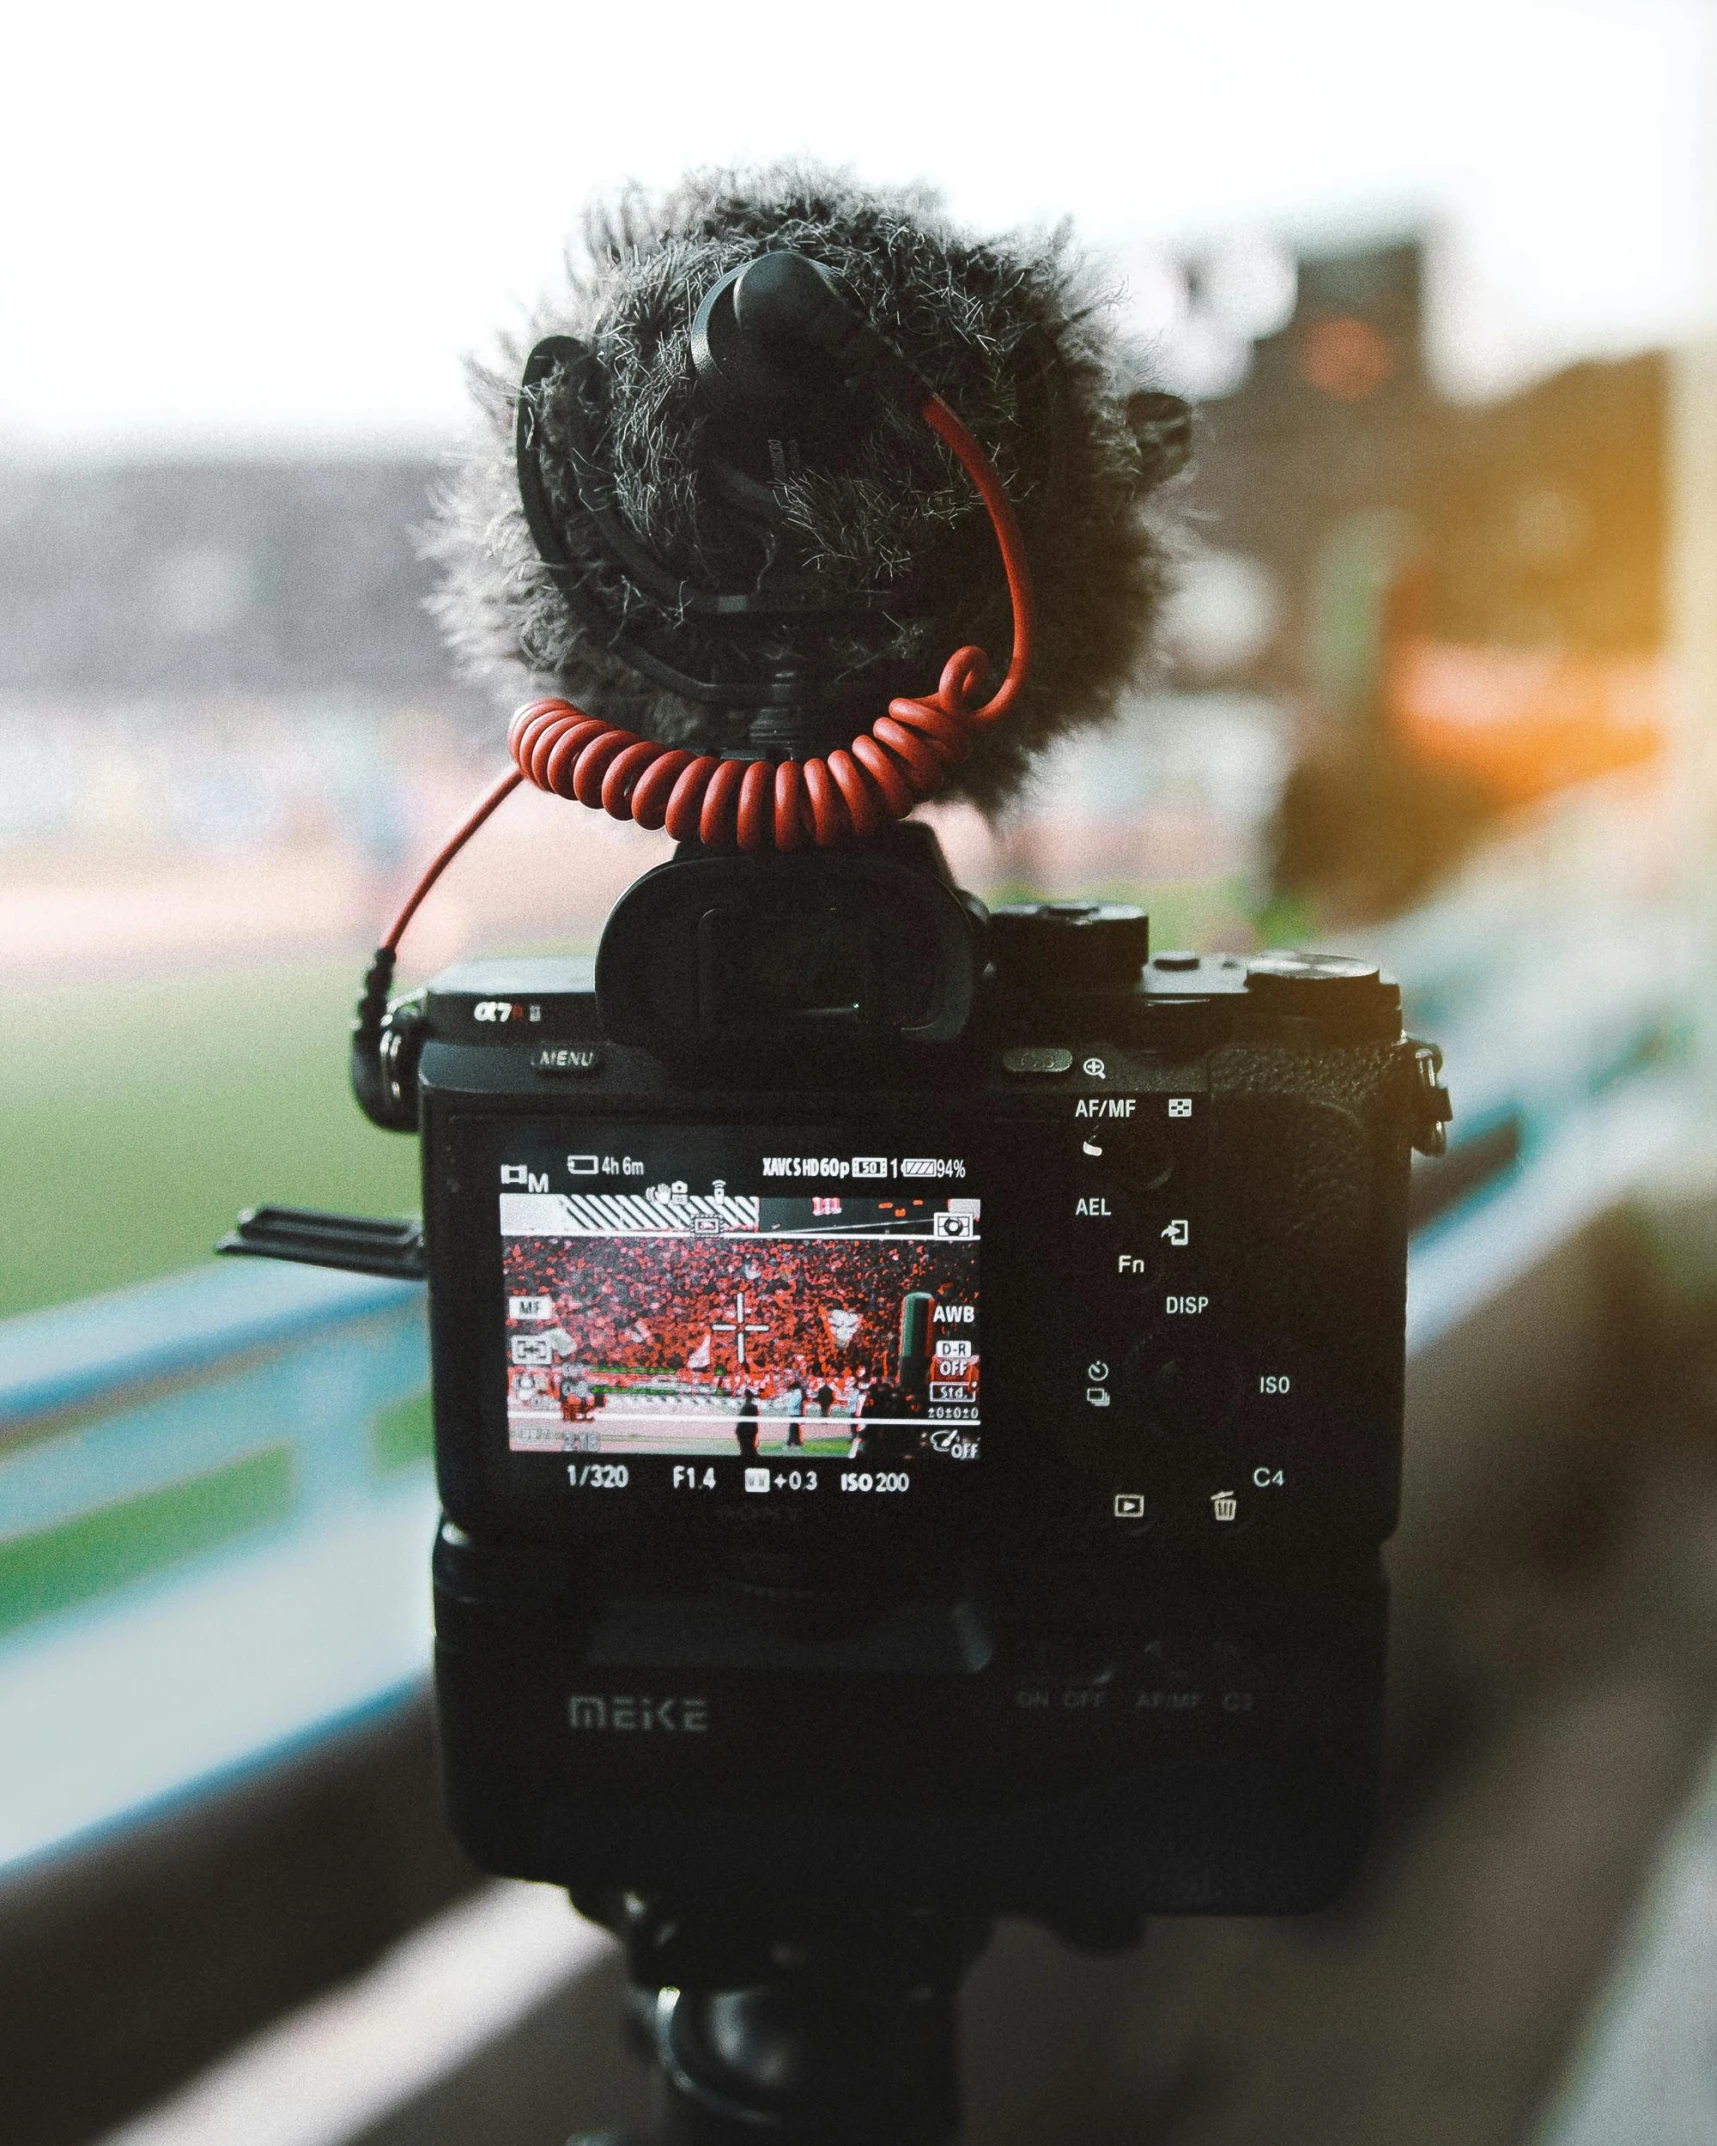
[0,872,1260,1323]
[0,961,423,1320]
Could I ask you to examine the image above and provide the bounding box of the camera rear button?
[1001,1046,1074,1075]
[532,1044,603,1075]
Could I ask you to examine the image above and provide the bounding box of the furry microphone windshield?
[427,166,1189,820]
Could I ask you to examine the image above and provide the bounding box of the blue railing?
[0,1258,423,1435]
[0,1260,433,1874]
[0,1045,1705,1877]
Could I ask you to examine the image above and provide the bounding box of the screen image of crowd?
[504,1227,980,1459]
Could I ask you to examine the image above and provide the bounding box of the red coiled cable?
[380,391,1032,950]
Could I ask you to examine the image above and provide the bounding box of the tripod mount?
[569,1892,992,2146]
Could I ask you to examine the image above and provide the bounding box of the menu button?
[533,1044,601,1075]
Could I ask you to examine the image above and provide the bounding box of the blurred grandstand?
[0,460,658,984]
[0,240,1684,976]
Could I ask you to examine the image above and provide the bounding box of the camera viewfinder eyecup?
[595,825,982,1056]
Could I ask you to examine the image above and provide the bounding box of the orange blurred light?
[1389,640,1666,805]
[1297,316,1395,402]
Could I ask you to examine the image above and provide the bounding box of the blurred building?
[1175,237,1669,922]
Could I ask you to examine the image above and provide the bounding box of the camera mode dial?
[989,903,1150,994]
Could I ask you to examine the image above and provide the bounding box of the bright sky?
[1,0,1713,454]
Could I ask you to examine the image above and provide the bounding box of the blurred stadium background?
[7,3,1717,2141]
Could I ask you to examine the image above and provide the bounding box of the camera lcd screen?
[497,1128,981,1471]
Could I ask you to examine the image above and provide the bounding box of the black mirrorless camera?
[224,192,1453,1990]
[314,833,1445,1935]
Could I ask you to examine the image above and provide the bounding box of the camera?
[297,827,1446,1935]
[225,183,1452,1971]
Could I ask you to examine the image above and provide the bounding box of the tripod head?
[572,1894,990,2146]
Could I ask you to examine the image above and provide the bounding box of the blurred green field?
[0,879,1267,1324]
[0,962,423,1320]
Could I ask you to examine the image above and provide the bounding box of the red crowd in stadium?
[503,1230,976,1402]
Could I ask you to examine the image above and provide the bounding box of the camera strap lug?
[1408,1039,1454,1158]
